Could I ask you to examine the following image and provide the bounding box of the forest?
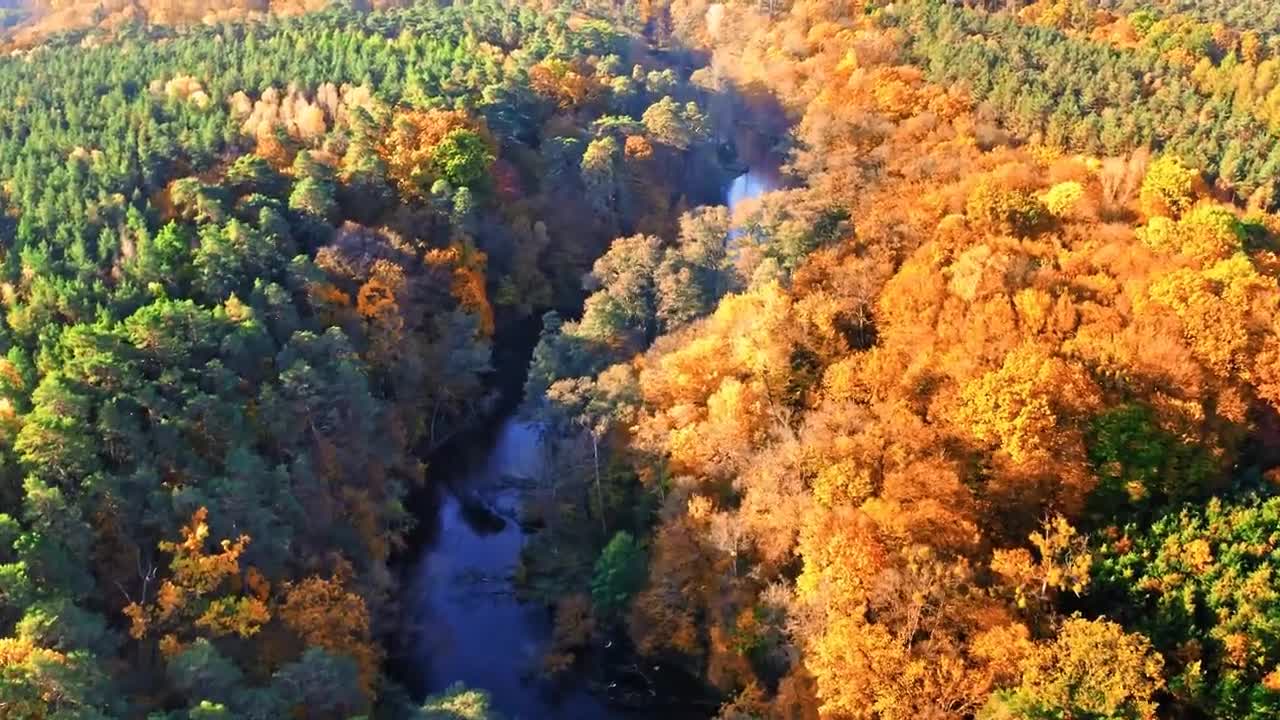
[2,0,1280,718]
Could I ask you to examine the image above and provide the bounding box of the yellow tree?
[980,617,1164,720]
[1146,254,1278,378]
[279,573,380,698]
[379,109,495,200]
[123,508,270,655]
[990,514,1091,614]
[956,344,1100,466]
[1139,155,1202,218]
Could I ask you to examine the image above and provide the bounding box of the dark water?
[397,418,622,718]
[395,164,784,718]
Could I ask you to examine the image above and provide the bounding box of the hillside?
[3,0,1280,718]
[0,0,408,48]
[0,1,726,715]
[522,1,1280,719]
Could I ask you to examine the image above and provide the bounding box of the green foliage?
[0,1,718,716]
[1085,404,1215,522]
[0,0,729,715]
[590,531,647,622]
[432,130,494,188]
[881,0,1280,203]
[165,639,247,710]
[226,155,286,197]
[271,647,365,716]
[289,176,338,222]
[1093,495,1280,719]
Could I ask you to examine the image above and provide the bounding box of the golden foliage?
[379,109,494,200]
[993,617,1164,720]
[1139,205,1244,263]
[125,508,269,643]
[531,3,1280,718]
[956,344,1100,464]
[991,515,1091,612]
[529,59,603,110]
[1146,255,1278,377]
[280,574,380,697]
[1042,180,1084,218]
[1139,155,1202,218]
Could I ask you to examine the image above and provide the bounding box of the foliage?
[1094,495,1280,718]
[419,682,500,720]
[980,617,1164,720]
[1085,403,1216,520]
[881,0,1280,204]
[590,531,646,622]
[7,0,1280,716]
[1140,155,1202,218]
[0,1,725,715]
[520,1,1280,717]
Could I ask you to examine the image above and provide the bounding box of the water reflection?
[726,164,783,210]
[401,419,626,718]
[399,162,784,718]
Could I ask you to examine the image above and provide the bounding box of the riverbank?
[383,149,787,715]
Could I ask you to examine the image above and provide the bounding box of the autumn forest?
[1,0,1279,717]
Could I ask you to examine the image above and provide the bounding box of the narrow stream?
[396,417,615,717]
[395,161,783,718]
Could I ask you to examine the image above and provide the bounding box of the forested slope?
[523,0,1280,718]
[0,2,727,716]
[8,0,1280,717]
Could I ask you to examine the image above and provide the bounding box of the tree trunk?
[592,432,607,536]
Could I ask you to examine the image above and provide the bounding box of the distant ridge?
[0,0,406,48]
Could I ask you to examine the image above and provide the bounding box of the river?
[393,161,783,718]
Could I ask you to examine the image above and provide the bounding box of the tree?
[1139,204,1244,263]
[289,151,338,222]
[641,96,706,150]
[980,617,1164,720]
[279,574,378,698]
[529,58,601,110]
[990,515,1091,615]
[380,109,495,201]
[225,154,285,197]
[1139,155,1202,218]
[1085,404,1215,521]
[966,178,1048,236]
[956,344,1099,467]
[590,531,646,623]
[338,140,393,222]
[432,129,494,188]
[271,647,365,718]
[419,683,500,719]
[0,638,116,719]
[1094,495,1280,718]
[122,508,270,645]
[580,136,620,218]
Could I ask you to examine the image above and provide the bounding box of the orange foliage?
[125,508,269,643]
[528,59,603,110]
[379,109,495,200]
[425,244,494,336]
[549,3,1280,718]
[624,134,654,161]
[280,573,380,697]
